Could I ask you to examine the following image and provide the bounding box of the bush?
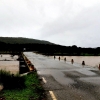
[0,71,45,100]
[0,70,25,90]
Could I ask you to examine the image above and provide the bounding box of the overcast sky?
[0,0,100,47]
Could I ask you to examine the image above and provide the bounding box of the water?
[0,55,19,74]
[51,56,100,67]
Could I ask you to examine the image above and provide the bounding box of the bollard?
[82,61,85,66]
[99,64,100,70]
[71,59,74,64]
[26,61,31,64]
[64,57,66,62]
[59,56,60,61]
[54,56,55,59]
[29,65,34,71]
[28,63,31,66]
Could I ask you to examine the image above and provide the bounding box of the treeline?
[36,45,100,56]
[0,37,100,56]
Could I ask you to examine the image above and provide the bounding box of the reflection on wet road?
[24,52,100,100]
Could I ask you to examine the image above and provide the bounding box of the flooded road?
[24,52,100,100]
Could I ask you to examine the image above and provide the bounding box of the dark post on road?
[64,57,66,62]
[59,56,60,61]
[71,59,74,64]
[82,61,85,66]
[99,64,100,70]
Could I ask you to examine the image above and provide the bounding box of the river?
[51,56,100,67]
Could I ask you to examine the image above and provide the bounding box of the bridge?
[24,52,100,100]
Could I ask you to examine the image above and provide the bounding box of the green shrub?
[0,70,25,90]
[0,71,45,100]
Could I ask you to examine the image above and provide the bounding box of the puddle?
[52,71,75,85]
[63,71,87,78]
[39,70,75,85]
[80,77,100,85]
[75,68,97,76]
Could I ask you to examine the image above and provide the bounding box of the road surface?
[24,52,100,100]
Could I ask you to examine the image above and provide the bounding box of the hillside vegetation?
[0,37,100,56]
[0,37,53,45]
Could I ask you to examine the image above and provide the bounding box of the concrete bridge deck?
[24,52,100,100]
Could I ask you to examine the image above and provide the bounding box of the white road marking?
[42,77,47,83]
[49,91,57,100]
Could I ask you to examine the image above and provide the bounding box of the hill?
[0,37,100,56]
[0,37,58,54]
[0,37,54,45]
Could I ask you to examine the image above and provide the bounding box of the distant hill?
[0,37,100,56]
[0,37,54,45]
[0,37,58,54]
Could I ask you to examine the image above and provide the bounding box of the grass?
[0,70,24,90]
[0,70,45,100]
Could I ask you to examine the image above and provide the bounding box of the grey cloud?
[0,0,43,37]
[41,4,100,37]
[39,3,100,47]
[0,0,100,47]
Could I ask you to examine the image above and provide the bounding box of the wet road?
[24,52,100,100]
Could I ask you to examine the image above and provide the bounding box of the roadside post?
[82,61,85,67]
[99,64,100,70]
[71,59,74,64]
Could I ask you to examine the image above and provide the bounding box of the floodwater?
[0,55,19,74]
[0,54,18,61]
[51,56,100,67]
[0,61,19,74]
